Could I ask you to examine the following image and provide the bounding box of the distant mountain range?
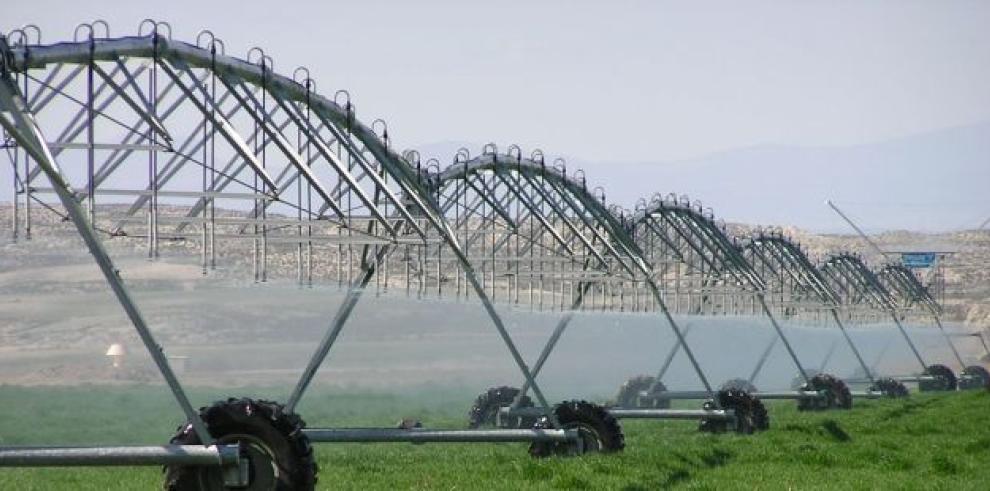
[414,121,990,233]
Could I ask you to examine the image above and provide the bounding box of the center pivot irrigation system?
[1,22,987,490]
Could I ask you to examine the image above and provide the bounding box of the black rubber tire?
[959,365,990,390]
[797,373,853,411]
[720,378,758,394]
[698,389,769,434]
[467,386,535,429]
[164,397,316,491]
[869,377,910,398]
[529,400,624,458]
[919,364,958,392]
[614,375,670,409]
[790,369,821,391]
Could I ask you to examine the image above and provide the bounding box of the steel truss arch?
[877,264,940,315]
[876,264,966,372]
[821,255,968,379]
[425,149,718,406]
[818,253,937,374]
[630,196,766,316]
[819,253,898,318]
[428,152,646,309]
[627,199,818,391]
[744,233,840,317]
[743,234,877,384]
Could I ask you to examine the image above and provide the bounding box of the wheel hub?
[220,434,278,490]
[568,423,603,455]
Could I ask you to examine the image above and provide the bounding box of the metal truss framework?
[624,198,818,393]
[0,24,972,466]
[743,234,874,384]
[0,28,554,440]
[819,254,965,375]
[876,263,966,371]
[424,151,711,405]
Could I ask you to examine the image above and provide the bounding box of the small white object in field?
[106,343,125,368]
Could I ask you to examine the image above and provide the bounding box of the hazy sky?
[6,0,990,163]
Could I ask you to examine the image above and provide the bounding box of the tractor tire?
[798,373,853,411]
[919,364,958,392]
[467,386,535,429]
[959,365,990,390]
[529,400,624,458]
[869,377,909,398]
[790,369,821,391]
[164,397,316,491]
[720,378,758,394]
[698,389,769,434]
[614,375,669,409]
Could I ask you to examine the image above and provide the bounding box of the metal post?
[20,57,30,241]
[646,281,715,396]
[747,335,778,384]
[514,281,592,405]
[758,295,810,383]
[303,428,576,444]
[0,445,241,467]
[826,200,889,258]
[200,63,209,275]
[208,55,217,271]
[23,126,30,240]
[86,36,96,229]
[976,333,990,359]
[0,445,240,467]
[830,310,874,383]
[9,142,17,240]
[146,56,154,260]
[930,314,967,370]
[868,333,897,375]
[608,408,734,421]
[653,324,692,382]
[817,340,838,372]
[150,46,159,260]
[286,262,376,413]
[890,313,928,371]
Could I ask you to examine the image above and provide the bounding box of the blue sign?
[901,253,936,269]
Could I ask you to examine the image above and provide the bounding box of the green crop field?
[0,385,988,490]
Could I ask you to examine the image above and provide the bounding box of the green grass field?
[0,385,988,489]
